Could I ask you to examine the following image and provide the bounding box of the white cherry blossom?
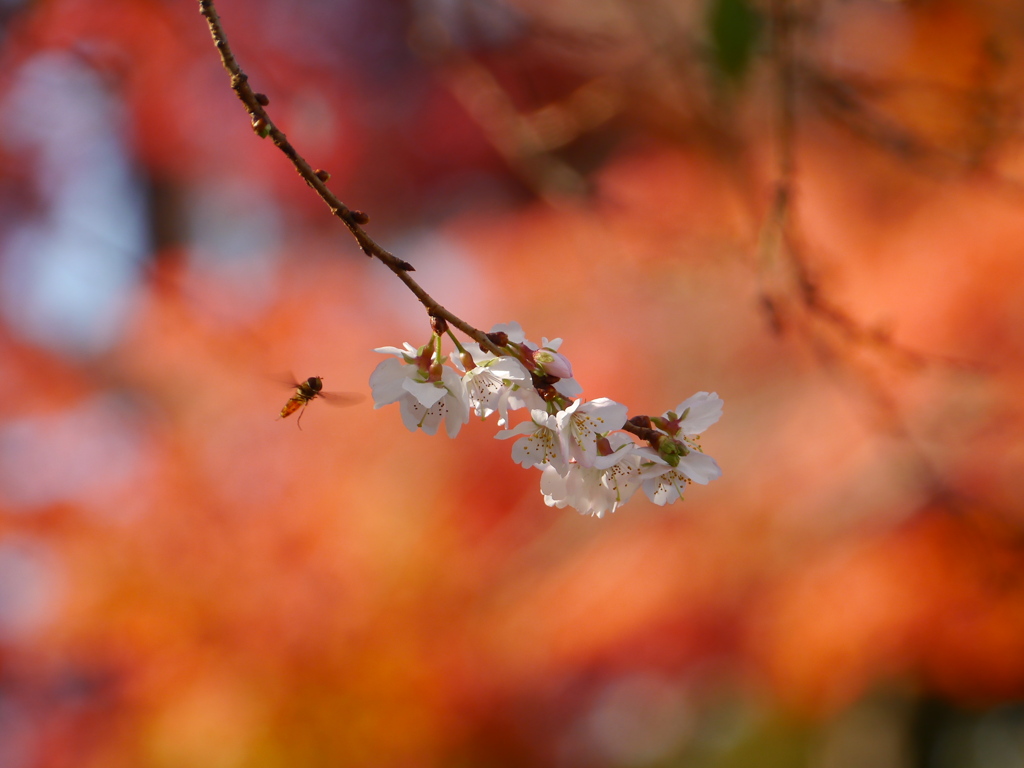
[370,343,470,437]
[640,391,723,504]
[552,377,584,399]
[557,398,628,467]
[502,382,546,421]
[456,354,537,425]
[495,323,582,395]
[540,434,643,517]
[641,450,722,505]
[496,408,567,472]
[399,365,470,437]
[369,343,423,407]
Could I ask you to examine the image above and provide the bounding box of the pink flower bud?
[532,348,573,379]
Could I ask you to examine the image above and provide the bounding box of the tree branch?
[196,0,503,356]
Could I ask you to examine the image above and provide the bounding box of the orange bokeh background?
[2,0,1024,766]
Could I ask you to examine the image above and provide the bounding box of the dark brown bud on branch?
[532,373,560,389]
[430,313,449,336]
[486,331,509,348]
[314,169,331,182]
[351,210,369,225]
[255,92,270,106]
[251,116,270,137]
[628,414,652,430]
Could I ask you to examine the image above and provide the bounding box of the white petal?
[540,464,570,507]
[505,385,544,415]
[541,337,563,351]
[398,396,431,434]
[643,472,685,506]
[441,379,471,437]
[603,462,643,509]
[373,345,407,357]
[417,406,444,436]
[591,441,635,470]
[581,398,628,431]
[489,321,526,343]
[510,431,562,469]
[495,421,537,440]
[673,392,723,434]
[675,451,722,485]
[369,359,412,407]
[443,400,467,437]
[441,366,470,409]
[486,356,531,381]
[553,377,583,398]
[402,378,447,408]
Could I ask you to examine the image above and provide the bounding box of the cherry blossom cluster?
[369,322,722,517]
[196,1,723,517]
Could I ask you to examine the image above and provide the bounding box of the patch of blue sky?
[0,51,148,357]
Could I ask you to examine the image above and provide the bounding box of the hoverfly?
[279,375,361,429]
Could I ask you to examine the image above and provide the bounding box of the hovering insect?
[279,375,361,428]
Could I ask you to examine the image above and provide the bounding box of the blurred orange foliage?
[2,0,1024,766]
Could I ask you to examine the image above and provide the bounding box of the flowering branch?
[198,0,723,516]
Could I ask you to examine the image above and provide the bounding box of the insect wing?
[274,372,316,391]
[318,390,363,407]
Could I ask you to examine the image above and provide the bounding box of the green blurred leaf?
[707,0,763,83]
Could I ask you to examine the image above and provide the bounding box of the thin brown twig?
[757,0,978,509]
[408,12,592,202]
[197,0,503,357]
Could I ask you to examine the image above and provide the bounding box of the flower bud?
[252,117,270,137]
[628,414,652,430]
[486,331,509,348]
[412,343,434,369]
[658,415,682,436]
[314,169,331,182]
[430,313,449,336]
[532,348,573,379]
[255,93,270,106]
[657,438,689,468]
